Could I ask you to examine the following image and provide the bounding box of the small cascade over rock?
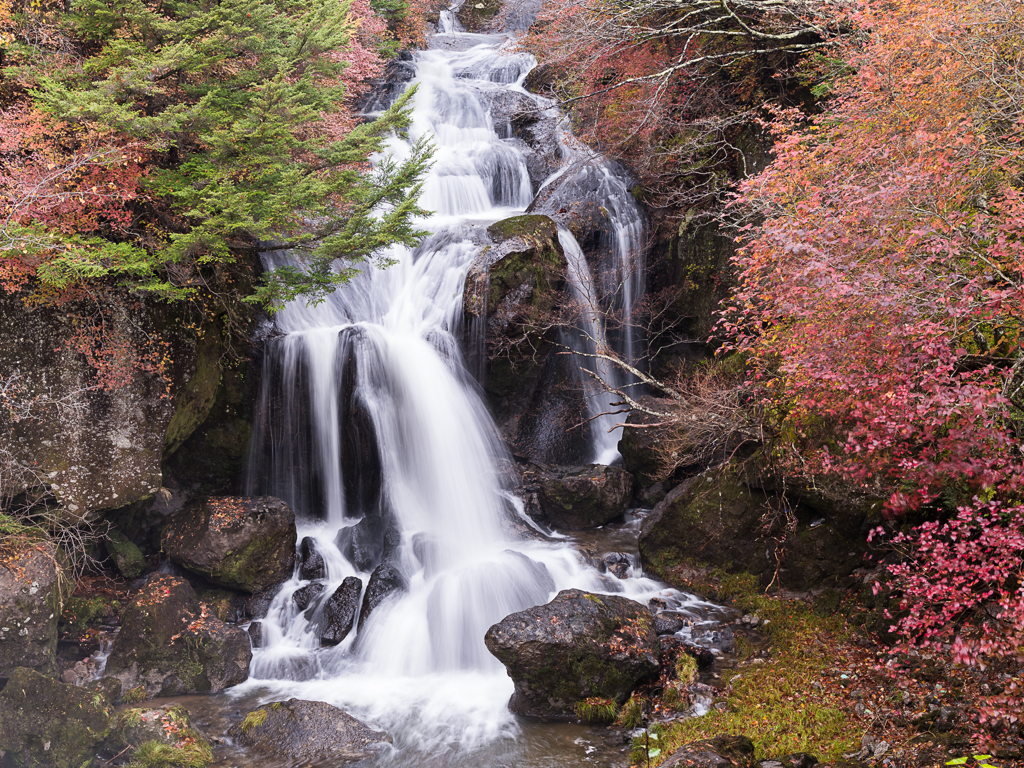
[238,15,719,768]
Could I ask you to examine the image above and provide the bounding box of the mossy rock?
[638,461,874,591]
[161,496,296,593]
[532,463,635,529]
[0,666,114,768]
[105,527,146,579]
[103,574,251,700]
[455,0,502,32]
[108,704,213,767]
[0,541,62,677]
[484,589,660,718]
[60,595,122,632]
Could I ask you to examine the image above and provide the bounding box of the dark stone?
[298,537,327,581]
[780,754,819,768]
[638,461,878,590]
[104,574,252,700]
[358,565,407,630]
[230,699,388,764]
[336,514,397,573]
[293,582,326,611]
[0,667,114,768]
[248,621,263,648]
[161,495,297,593]
[484,589,660,718]
[319,577,363,646]
[654,611,687,635]
[0,542,61,678]
[529,463,635,530]
[602,552,632,579]
[619,401,674,486]
[104,528,146,579]
[661,735,757,768]
[337,326,384,515]
[245,583,283,620]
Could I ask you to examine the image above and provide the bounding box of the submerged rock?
[0,666,114,768]
[531,463,636,529]
[293,582,326,611]
[318,577,363,646]
[161,495,297,593]
[230,699,388,764]
[0,541,61,678]
[104,574,251,700]
[484,588,660,718]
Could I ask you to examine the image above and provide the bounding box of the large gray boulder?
[0,667,114,768]
[104,574,251,700]
[161,496,296,593]
[484,589,660,718]
[0,541,62,678]
[230,699,388,764]
[531,463,635,529]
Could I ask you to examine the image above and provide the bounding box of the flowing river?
[231,16,725,768]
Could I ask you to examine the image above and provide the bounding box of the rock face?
[0,667,114,768]
[661,735,757,768]
[638,461,880,590]
[0,542,62,678]
[230,699,388,764]
[104,574,251,700]
[484,589,660,717]
[161,496,297,593]
[529,463,636,529]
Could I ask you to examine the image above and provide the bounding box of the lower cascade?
[239,18,718,767]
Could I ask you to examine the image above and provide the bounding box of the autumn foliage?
[723,0,1024,733]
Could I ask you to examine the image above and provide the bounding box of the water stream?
[238,22,721,767]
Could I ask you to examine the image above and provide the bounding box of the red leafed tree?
[728,0,1024,732]
[523,0,843,211]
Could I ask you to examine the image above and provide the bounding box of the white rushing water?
[239,25,716,767]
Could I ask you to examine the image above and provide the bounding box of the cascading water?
[239,23,718,768]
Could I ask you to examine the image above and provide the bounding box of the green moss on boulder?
[105,527,146,579]
[103,574,251,700]
[0,666,114,768]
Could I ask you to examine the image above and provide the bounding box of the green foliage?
[123,686,147,704]
[616,694,645,729]
[675,653,698,685]
[574,696,618,725]
[6,0,431,310]
[239,708,268,733]
[128,738,213,768]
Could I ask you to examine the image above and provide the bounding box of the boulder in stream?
[0,666,115,768]
[104,574,251,700]
[484,588,660,718]
[0,541,62,678]
[230,699,388,764]
[358,564,407,630]
[298,536,327,581]
[531,463,635,529]
[161,495,297,593]
[319,576,363,646]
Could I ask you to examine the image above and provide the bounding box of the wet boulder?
[531,463,635,529]
[245,583,283,620]
[0,666,114,768]
[247,620,264,648]
[661,735,757,768]
[298,537,326,581]
[104,574,252,700]
[161,496,297,593]
[484,588,660,718]
[318,577,363,646]
[358,564,407,630]
[293,582,326,611]
[230,699,388,764]
[0,541,62,678]
[336,514,399,573]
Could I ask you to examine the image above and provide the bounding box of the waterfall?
[239,25,710,768]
